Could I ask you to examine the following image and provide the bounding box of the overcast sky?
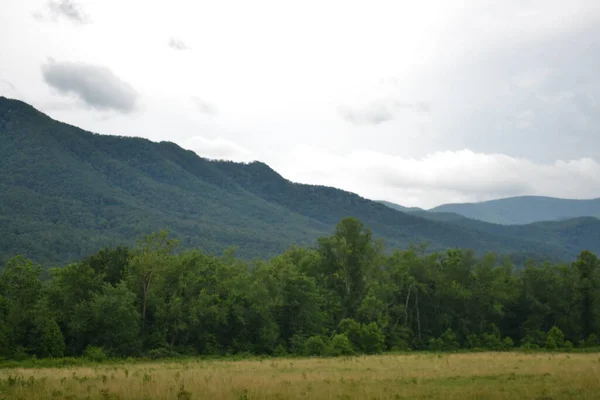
[1,0,600,208]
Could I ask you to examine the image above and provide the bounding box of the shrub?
[83,346,107,362]
[329,333,355,356]
[147,347,179,359]
[586,334,598,347]
[273,344,288,357]
[545,326,565,349]
[338,319,385,354]
[564,340,574,350]
[440,329,460,351]
[466,334,481,349]
[502,337,514,350]
[289,333,308,355]
[39,319,65,358]
[428,338,444,352]
[360,322,385,354]
[386,325,412,351]
[303,336,328,356]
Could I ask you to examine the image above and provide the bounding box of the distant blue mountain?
[429,196,600,225]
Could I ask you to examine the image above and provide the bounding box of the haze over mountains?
[379,196,600,225]
[1,96,600,266]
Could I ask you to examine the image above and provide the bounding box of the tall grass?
[1,352,599,399]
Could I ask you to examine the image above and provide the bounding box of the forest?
[3,96,600,268]
[1,217,598,362]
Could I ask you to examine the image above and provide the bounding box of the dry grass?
[1,352,600,399]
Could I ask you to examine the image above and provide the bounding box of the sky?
[1,0,600,209]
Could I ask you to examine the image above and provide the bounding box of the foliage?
[2,96,599,267]
[0,216,600,360]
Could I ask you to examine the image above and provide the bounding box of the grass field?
[1,352,600,399]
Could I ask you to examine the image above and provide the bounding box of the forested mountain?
[376,200,423,213]
[429,196,600,225]
[1,96,599,266]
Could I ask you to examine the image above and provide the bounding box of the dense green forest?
[1,217,599,361]
[2,96,600,267]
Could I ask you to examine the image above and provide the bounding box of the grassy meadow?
[1,352,600,399]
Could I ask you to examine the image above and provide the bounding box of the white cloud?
[41,59,139,113]
[168,37,190,51]
[0,79,20,99]
[338,98,431,126]
[2,0,600,209]
[190,96,218,116]
[271,146,600,209]
[34,0,91,25]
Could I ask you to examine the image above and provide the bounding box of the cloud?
[191,96,218,116]
[34,0,91,25]
[168,38,190,51]
[0,79,19,98]
[339,98,431,126]
[41,60,139,113]
[181,136,253,162]
[272,146,600,209]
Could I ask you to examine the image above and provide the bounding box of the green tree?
[127,230,178,329]
[72,282,141,356]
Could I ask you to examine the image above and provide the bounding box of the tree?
[316,218,380,327]
[573,251,600,339]
[127,230,178,328]
[0,256,42,355]
[72,282,141,356]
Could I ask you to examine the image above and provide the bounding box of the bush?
[39,319,65,358]
[338,319,385,354]
[83,346,107,362]
[147,347,179,359]
[11,346,28,361]
[521,330,547,348]
[303,336,328,356]
[289,333,308,355]
[428,337,444,352]
[564,340,574,350]
[545,326,565,349]
[502,337,514,350]
[586,334,598,347]
[439,329,460,351]
[329,334,355,356]
[273,344,287,357]
[481,332,503,351]
[466,334,481,349]
[521,342,540,350]
[360,322,385,354]
[386,325,412,351]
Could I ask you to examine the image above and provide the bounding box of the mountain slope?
[1,96,597,265]
[376,200,423,213]
[408,210,600,259]
[429,196,600,225]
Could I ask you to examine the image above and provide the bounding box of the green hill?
[429,196,600,225]
[1,96,598,265]
[376,200,423,213]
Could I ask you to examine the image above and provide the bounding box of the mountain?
[1,96,599,266]
[376,200,423,213]
[408,210,600,261]
[429,196,600,225]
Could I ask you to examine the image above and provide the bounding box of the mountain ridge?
[1,96,599,265]
[428,195,600,225]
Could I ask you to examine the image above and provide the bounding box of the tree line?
[1,217,599,360]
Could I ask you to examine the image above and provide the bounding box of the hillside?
[1,96,598,265]
[407,210,600,260]
[376,200,423,213]
[429,196,600,225]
